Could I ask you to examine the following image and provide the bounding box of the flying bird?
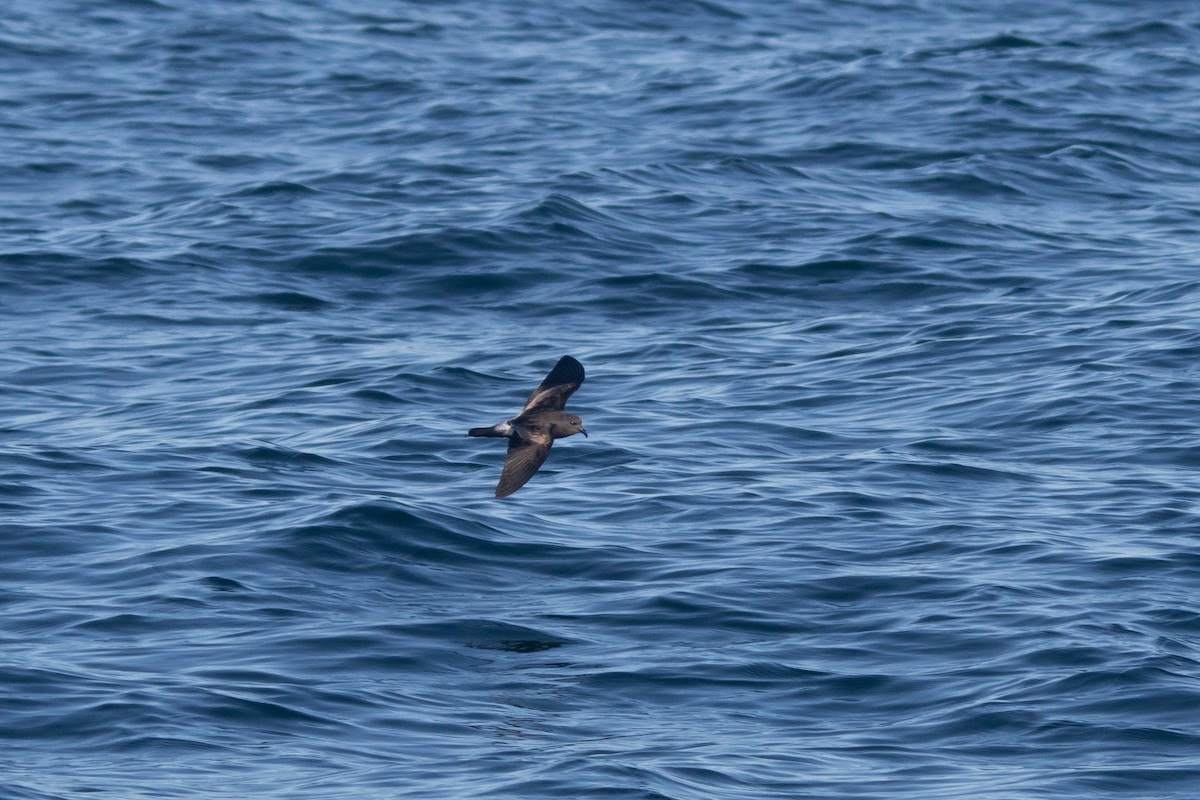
[468,355,587,498]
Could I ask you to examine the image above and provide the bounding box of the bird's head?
[553,414,587,438]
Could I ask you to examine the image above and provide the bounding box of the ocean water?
[3,1,1200,797]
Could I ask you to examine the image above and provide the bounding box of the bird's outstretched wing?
[495,434,553,498]
[521,355,584,413]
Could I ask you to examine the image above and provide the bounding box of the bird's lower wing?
[495,438,552,498]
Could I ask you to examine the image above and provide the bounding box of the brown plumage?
[467,355,587,498]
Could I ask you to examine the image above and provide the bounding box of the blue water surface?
[3,1,1200,798]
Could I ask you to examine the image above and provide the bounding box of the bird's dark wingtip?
[542,355,584,388]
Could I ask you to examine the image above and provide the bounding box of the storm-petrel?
[468,355,587,498]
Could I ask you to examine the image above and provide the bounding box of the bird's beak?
[581,428,588,438]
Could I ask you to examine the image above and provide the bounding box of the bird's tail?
[468,424,508,437]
